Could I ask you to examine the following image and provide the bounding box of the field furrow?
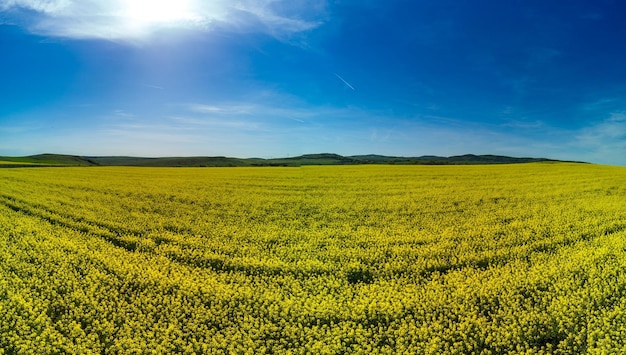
[2,164,626,353]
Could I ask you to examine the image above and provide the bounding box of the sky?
[1,0,626,165]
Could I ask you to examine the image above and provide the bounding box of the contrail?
[334,73,355,90]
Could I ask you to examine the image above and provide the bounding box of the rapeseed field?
[1,163,626,354]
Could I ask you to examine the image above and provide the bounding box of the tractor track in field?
[0,193,148,253]
[0,193,330,278]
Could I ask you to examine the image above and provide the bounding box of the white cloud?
[569,112,626,165]
[188,103,256,116]
[168,116,261,130]
[113,109,135,118]
[577,112,626,141]
[1,0,71,13]
[0,0,326,42]
[501,119,544,129]
[184,101,334,123]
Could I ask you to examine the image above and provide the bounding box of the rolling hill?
[0,153,582,167]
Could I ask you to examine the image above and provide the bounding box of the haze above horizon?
[2,0,626,165]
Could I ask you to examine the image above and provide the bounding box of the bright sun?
[123,0,196,26]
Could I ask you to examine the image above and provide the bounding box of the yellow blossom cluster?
[1,163,626,353]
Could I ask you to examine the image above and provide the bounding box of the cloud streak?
[142,84,164,90]
[574,112,626,159]
[185,102,327,122]
[0,0,326,42]
[334,73,355,90]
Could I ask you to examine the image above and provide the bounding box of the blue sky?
[2,0,626,164]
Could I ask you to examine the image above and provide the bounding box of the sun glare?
[123,0,197,26]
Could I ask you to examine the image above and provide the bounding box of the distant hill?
[0,153,584,167]
[0,154,96,167]
[87,156,252,167]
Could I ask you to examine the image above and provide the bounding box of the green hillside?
[87,156,252,167]
[1,153,583,167]
[0,154,96,167]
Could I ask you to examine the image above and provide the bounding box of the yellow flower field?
[1,163,626,354]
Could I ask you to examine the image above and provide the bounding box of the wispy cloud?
[501,119,544,129]
[142,84,164,90]
[188,103,256,116]
[580,97,621,113]
[0,0,326,42]
[184,102,326,123]
[168,116,261,130]
[564,112,626,165]
[576,112,626,142]
[112,109,135,118]
[1,0,68,13]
